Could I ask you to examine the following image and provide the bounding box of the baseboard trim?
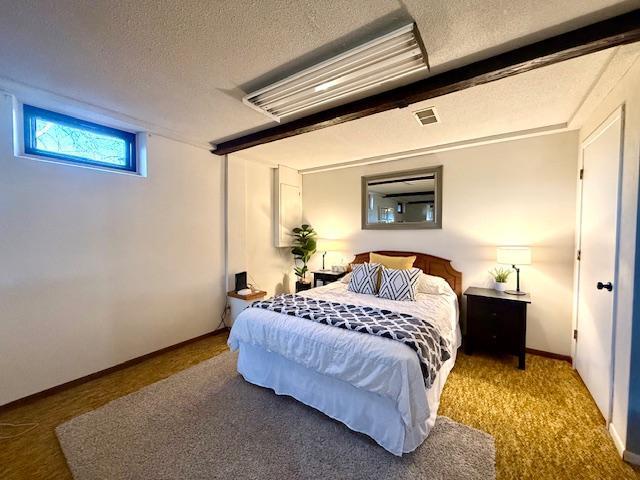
[609,422,625,457]
[0,328,229,410]
[0,335,573,409]
[623,449,640,466]
[525,348,572,363]
[610,422,640,466]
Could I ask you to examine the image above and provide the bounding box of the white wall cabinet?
[274,165,302,247]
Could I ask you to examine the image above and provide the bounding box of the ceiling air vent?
[414,107,439,126]
[243,23,429,122]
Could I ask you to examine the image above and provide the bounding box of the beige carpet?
[56,350,495,480]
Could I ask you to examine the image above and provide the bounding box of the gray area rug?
[57,351,495,480]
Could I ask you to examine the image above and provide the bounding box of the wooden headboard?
[350,250,463,299]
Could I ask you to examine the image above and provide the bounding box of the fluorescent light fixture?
[243,23,428,122]
[314,80,338,92]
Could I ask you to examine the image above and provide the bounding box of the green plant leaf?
[290,223,317,278]
[489,267,512,282]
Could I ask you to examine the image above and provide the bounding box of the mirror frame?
[361,165,443,230]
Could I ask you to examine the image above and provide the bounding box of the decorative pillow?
[378,267,421,301]
[416,273,454,295]
[370,253,416,270]
[347,263,380,295]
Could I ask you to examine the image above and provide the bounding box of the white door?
[575,107,623,420]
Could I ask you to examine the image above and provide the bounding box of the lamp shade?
[497,246,531,266]
[317,238,346,252]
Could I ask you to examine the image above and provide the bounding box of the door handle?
[597,281,613,292]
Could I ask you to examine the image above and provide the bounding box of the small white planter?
[494,281,508,292]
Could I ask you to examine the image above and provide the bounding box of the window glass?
[23,105,136,172]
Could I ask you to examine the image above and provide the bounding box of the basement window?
[22,105,137,173]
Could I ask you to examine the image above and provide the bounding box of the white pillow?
[340,272,352,283]
[416,273,453,295]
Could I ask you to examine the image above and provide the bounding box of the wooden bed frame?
[350,250,463,299]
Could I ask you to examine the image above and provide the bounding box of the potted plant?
[291,224,317,292]
[490,267,511,292]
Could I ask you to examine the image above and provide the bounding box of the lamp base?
[505,289,527,296]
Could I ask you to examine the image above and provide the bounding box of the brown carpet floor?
[0,330,638,480]
[439,352,639,480]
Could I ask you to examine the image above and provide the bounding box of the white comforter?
[228,282,460,437]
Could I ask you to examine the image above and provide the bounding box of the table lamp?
[316,238,344,271]
[497,246,531,295]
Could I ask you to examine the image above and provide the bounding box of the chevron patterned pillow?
[378,267,422,301]
[347,262,380,295]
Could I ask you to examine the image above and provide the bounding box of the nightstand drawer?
[468,298,515,323]
[313,270,347,287]
[467,298,523,352]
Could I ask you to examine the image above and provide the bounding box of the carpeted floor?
[438,352,639,480]
[56,351,495,480]
[0,330,638,480]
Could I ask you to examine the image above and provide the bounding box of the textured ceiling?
[237,48,619,169]
[0,0,637,150]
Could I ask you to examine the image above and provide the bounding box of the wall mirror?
[361,166,442,230]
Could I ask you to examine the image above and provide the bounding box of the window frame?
[22,104,137,173]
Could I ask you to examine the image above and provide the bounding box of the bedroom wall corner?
[226,153,296,297]
[226,154,248,291]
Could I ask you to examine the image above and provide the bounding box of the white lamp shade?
[317,238,346,252]
[497,246,531,265]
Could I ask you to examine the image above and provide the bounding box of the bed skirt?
[235,341,457,456]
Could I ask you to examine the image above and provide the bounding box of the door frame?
[571,104,625,424]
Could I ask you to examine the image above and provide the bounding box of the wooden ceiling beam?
[211,9,640,156]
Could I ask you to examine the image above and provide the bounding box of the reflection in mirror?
[362,166,442,229]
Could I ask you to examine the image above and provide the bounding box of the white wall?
[226,155,295,298]
[0,93,225,406]
[226,155,247,292]
[576,56,640,455]
[303,132,579,356]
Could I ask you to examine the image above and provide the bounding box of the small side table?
[313,270,347,287]
[227,290,267,325]
[464,287,531,369]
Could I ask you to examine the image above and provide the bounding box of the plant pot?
[296,280,312,293]
[494,281,508,292]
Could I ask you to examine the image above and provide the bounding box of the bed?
[227,251,462,456]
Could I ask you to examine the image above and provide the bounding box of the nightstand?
[313,270,347,287]
[295,282,311,293]
[227,290,267,325]
[464,287,531,369]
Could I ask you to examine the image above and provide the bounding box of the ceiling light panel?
[243,24,428,122]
